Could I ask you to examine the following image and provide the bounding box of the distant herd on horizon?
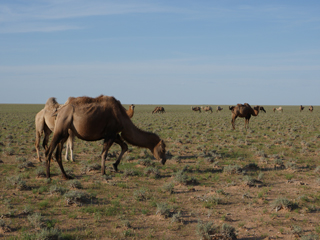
[35,94,315,180]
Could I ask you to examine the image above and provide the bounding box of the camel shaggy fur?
[191,106,201,113]
[201,106,213,113]
[35,97,74,162]
[229,103,266,129]
[300,105,304,112]
[45,95,166,179]
[216,106,223,112]
[276,107,283,112]
[309,106,314,112]
[152,106,165,114]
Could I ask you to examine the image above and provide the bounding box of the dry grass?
[0,104,320,239]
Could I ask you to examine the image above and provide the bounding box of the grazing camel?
[216,106,223,112]
[45,95,166,179]
[152,106,165,114]
[273,108,276,113]
[126,104,135,118]
[35,97,75,162]
[191,106,201,113]
[229,103,266,130]
[299,105,304,112]
[309,106,314,112]
[201,106,213,113]
[276,107,283,113]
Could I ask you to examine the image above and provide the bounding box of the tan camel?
[216,106,223,112]
[152,106,165,114]
[191,106,201,113]
[201,106,213,113]
[276,107,283,112]
[126,104,135,118]
[45,95,166,179]
[299,105,304,112]
[229,103,266,129]
[35,97,74,162]
[309,106,314,112]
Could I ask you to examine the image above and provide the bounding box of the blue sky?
[1,0,320,105]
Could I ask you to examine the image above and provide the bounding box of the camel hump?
[45,97,60,111]
[68,95,117,106]
[64,97,76,105]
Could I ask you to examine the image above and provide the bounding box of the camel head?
[153,139,166,165]
[229,106,235,111]
[259,106,266,113]
[130,104,135,110]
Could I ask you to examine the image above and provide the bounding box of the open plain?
[0,104,320,239]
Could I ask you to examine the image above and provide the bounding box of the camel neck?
[121,122,160,151]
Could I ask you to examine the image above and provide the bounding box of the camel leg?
[55,137,71,180]
[112,135,128,172]
[231,115,237,129]
[101,137,115,175]
[45,131,68,179]
[65,131,74,162]
[35,130,42,162]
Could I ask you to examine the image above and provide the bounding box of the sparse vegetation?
[0,104,320,239]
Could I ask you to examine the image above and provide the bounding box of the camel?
[45,95,166,179]
[191,106,201,113]
[216,106,223,112]
[229,103,266,130]
[152,106,165,114]
[126,104,135,118]
[299,105,304,112]
[35,97,74,162]
[309,106,314,112]
[201,106,213,113]
[273,108,276,113]
[276,107,283,112]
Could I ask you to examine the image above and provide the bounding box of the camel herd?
[35,96,315,180]
[272,106,314,113]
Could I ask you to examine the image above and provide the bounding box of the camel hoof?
[112,163,118,172]
[62,175,73,180]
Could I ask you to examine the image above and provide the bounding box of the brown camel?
[152,106,165,114]
[45,95,166,179]
[201,106,213,113]
[273,108,276,113]
[216,106,223,112]
[299,105,304,112]
[309,106,314,112]
[229,103,266,129]
[126,104,135,118]
[191,106,201,113]
[35,97,74,162]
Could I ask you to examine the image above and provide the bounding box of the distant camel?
[35,97,74,162]
[229,103,266,129]
[276,107,283,112]
[45,95,166,179]
[309,106,314,112]
[216,106,223,112]
[191,106,201,113]
[299,105,304,112]
[152,106,165,114]
[126,104,135,118]
[273,108,276,113]
[201,106,213,113]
